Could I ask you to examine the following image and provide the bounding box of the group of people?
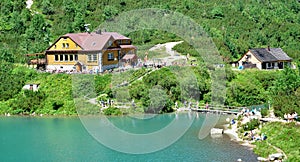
[239,107,262,118]
[174,101,207,110]
[99,99,114,108]
[244,130,267,141]
[284,112,298,122]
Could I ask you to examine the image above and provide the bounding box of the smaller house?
[238,47,292,70]
[22,83,40,91]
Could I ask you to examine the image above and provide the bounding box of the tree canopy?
[0,0,299,62]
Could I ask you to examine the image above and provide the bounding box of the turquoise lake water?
[0,113,258,161]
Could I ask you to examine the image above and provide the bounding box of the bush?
[260,108,269,117]
[242,119,260,131]
[103,107,122,116]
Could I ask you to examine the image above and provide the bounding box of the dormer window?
[108,40,112,46]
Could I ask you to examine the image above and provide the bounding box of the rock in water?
[210,128,224,135]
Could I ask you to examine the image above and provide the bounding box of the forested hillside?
[1,0,299,62]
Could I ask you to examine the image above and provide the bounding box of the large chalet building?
[45,31,137,72]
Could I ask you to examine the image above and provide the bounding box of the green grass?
[253,141,277,158]
[254,122,300,161]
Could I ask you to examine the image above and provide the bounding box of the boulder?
[268,153,283,161]
[257,157,268,161]
[210,128,224,135]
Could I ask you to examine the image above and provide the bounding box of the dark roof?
[250,48,292,62]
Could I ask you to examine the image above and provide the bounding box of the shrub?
[103,107,122,116]
[242,119,260,131]
[260,108,269,117]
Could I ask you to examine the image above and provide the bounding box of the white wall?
[238,51,262,69]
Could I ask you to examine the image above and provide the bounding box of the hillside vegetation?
[0,0,299,62]
[0,1,299,117]
[0,62,299,118]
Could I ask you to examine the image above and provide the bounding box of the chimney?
[267,45,270,51]
[96,29,101,34]
[84,24,91,34]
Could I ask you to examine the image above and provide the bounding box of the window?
[66,43,69,48]
[54,45,57,49]
[65,55,69,61]
[70,55,73,61]
[62,43,65,48]
[108,40,112,46]
[87,54,97,62]
[60,55,64,61]
[92,54,97,61]
[55,55,59,61]
[74,55,78,61]
[267,62,274,68]
[108,53,114,61]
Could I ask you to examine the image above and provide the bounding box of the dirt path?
[149,41,186,66]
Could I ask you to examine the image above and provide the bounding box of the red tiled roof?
[47,32,132,52]
[102,32,130,40]
[64,32,112,51]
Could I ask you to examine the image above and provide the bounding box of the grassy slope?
[254,122,300,161]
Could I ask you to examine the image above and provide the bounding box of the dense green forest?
[1,0,300,62]
[0,62,299,117]
[0,0,299,116]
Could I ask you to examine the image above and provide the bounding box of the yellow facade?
[49,37,82,51]
[47,37,98,69]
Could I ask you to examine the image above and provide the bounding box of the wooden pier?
[188,105,243,115]
[191,108,239,115]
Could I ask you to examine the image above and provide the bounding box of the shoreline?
[1,113,78,118]
[222,123,256,150]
